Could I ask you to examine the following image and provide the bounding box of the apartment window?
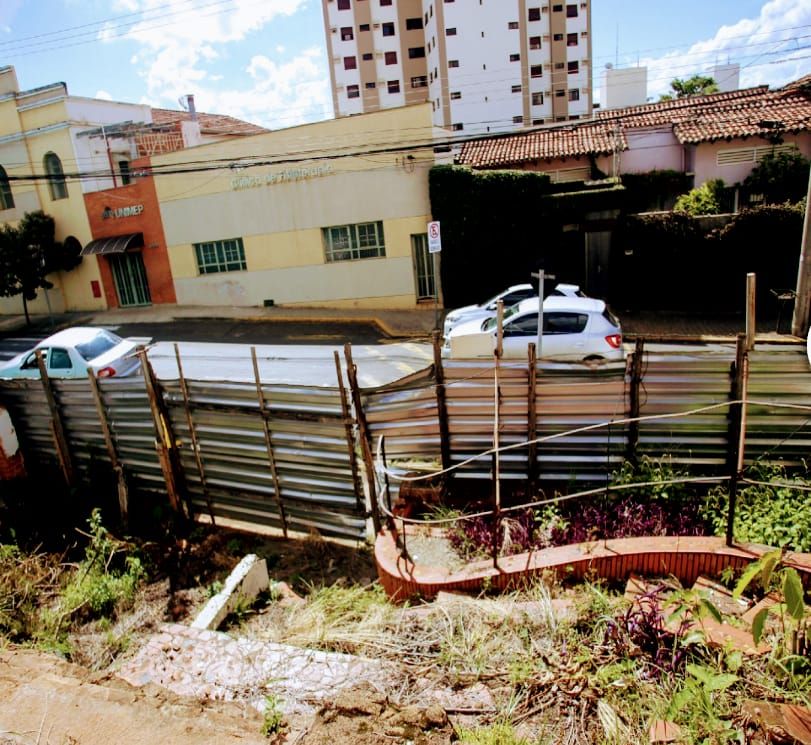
[452,123,463,131]
[446,27,457,35]
[531,91,544,105]
[323,221,386,262]
[385,50,397,64]
[406,17,423,30]
[555,89,565,97]
[555,62,564,69]
[337,0,350,9]
[450,91,461,99]
[347,84,360,98]
[194,238,246,274]
[380,0,392,5]
[511,84,522,93]
[424,11,428,23]
[382,21,395,36]
[509,53,520,61]
[362,52,373,60]
[532,118,544,125]
[359,23,370,31]
[530,64,543,77]
[429,71,433,82]
[568,60,579,74]
[528,7,541,21]
[508,21,519,29]
[43,152,68,200]
[366,82,377,88]
[569,89,580,101]
[118,160,132,186]
[566,3,578,17]
[340,26,353,41]
[344,56,357,70]
[0,166,13,210]
[567,32,578,46]
[411,75,428,88]
[513,115,523,124]
[408,46,425,58]
[530,36,541,49]
[387,79,400,93]
[552,3,563,10]
[448,59,459,68]
[553,33,563,41]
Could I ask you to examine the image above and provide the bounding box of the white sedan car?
[445,296,624,361]
[0,327,143,379]
[442,282,585,338]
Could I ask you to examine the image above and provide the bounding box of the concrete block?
[191,554,269,631]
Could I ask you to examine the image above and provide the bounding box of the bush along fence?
[1,336,811,548]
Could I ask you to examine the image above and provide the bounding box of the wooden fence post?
[35,350,74,487]
[626,338,645,464]
[334,351,364,509]
[344,343,381,535]
[138,349,185,517]
[251,347,288,538]
[87,370,129,525]
[527,342,538,491]
[725,334,749,546]
[432,331,452,476]
[174,344,216,526]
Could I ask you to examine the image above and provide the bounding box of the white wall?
[601,67,647,110]
[621,128,683,173]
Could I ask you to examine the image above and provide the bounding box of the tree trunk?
[21,294,30,326]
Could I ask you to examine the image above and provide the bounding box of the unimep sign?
[102,204,144,219]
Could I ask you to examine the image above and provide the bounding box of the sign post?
[428,221,442,331]
[530,269,555,359]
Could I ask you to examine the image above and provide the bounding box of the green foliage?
[260,693,286,738]
[660,75,719,100]
[0,543,56,641]
[666,663,738,742]
[674,179,726,216]
[621,169,693,212]
[456,721,529,745]
[703,464,811,552]
[743,150,810,204]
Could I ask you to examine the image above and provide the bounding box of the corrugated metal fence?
[2,342,810,538]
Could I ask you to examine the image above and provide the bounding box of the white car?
[445,296,624,361]
[442,282,585,338]
[0,327,143,380]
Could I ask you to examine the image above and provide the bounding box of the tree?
[743,150,810,205]
[660,75,719,101]
[673,179,726,216]
[0,211,82,324]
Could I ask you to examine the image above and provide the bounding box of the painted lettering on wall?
[230,165,333,191]
[102,204,144,219]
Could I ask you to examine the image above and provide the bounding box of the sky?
[0,0,808,130]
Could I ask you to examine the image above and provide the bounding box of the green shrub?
[674,179,725,216]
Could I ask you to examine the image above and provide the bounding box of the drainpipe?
[102,125,116,188]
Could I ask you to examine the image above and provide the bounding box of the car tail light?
[97,367,117,378]
[605,334,622,349]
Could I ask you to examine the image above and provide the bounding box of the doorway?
[411,233,436,301]
[109,252,151,307]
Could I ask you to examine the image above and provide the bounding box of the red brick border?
[375,528,811,601]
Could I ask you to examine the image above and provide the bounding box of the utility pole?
[530,269,554,359]
[791,163,811,337]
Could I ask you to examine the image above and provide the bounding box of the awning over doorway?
[81,233,144,256]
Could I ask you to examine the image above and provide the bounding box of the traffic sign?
[427,221,442,253]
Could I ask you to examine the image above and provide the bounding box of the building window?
[567,33,578,46]
[452,123,463,131]
[530,64,543,77]
[340,26,353,41]
[347,84,360,98]
[337,0,350,9]
[532,91,544,105]
[450,91,461,99]
[513,115,523,124]
[555,89,565,97]
[344,56,357,70]
[0,165,13,210]
[44,152,68,200]
[509,53,520,61]
[530,36,541,49]
[448,59,459,68]
[528,7,541,21]
[411,75,428,88]
[569,88,580,101]
[552,3,563,10]
[385,50,397,64]
[323,221,385,262]
[362,52,373,60]
[380,0,392,5]
[388,79,400,93]
[568,60,579,73]
[511,84,522,93]
[408,46,425,58]
[555,62,564,69]
[446,27,457,35]
[194,237,246,274]
[508,21,519,29]
[382,21,395,36]
[553,33,563,41]
[359,23,370,31]
[566,3,578,17]
[406,17,423,29]
[365,82,376,88]
[532,118,544,125]
[118,160,131,185]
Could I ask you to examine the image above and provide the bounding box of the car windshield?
[75,330,123,361]
[482,303,524,331]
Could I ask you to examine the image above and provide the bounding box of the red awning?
[81,233,144,256]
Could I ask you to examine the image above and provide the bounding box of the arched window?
[43,152,68,200]
[0,165,13,210]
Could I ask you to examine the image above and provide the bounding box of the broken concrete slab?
[742,700,811,744]
[692,575,751,617]
[696,617,771,656]
[192,554,269,631]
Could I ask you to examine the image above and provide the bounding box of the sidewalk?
[0,303,804,344]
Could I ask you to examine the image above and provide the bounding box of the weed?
[455,720,529,745]
[206,580,224,598]
[260,693,286,738]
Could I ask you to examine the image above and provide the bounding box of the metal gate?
[110,252,151,307]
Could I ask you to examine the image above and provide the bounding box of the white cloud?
[634,0,811,100]
[95,89,114,100]
[100,0,329,128]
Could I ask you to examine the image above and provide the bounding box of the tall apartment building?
[322,0,592,134]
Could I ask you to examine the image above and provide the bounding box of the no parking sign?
[427,221,442,253]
